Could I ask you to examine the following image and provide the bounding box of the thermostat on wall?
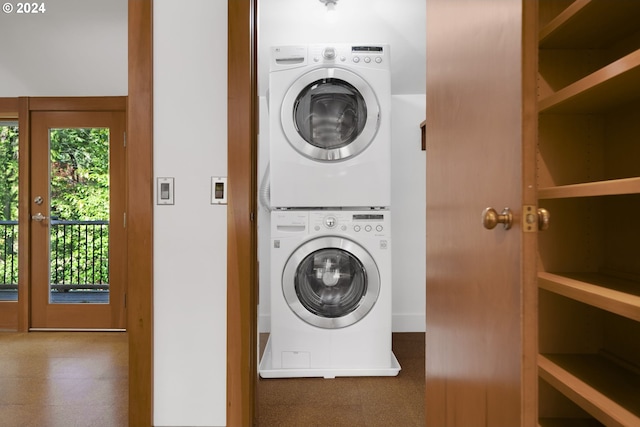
[211,176,227,205]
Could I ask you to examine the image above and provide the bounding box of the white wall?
[153,1,227,426]
[0,0,127,96]
[258,0,426,333]
[390,94,426,331]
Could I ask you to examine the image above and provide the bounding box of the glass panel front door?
[30,111,126,329]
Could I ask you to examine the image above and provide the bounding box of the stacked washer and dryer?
[259,44,400,378]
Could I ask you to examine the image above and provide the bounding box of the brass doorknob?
[482,207,512,230]
[537,208,550,231]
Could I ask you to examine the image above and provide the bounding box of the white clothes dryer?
[259,210,400,379]
[268,44,391,209]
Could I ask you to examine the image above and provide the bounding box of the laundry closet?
[256,0,427,358]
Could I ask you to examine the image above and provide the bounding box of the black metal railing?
[0,220,109,291]
[50,219,110,289]
[0,220,18,289]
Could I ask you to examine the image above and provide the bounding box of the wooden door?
[30,111,126,329]
[425,1,538,426]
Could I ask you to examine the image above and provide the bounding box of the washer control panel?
[309,210,389,237]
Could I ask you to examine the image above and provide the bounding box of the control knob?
[324,216,337,228]
[323,47,337,60]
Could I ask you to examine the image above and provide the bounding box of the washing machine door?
[281,67,380,161]
[282,236,380,329]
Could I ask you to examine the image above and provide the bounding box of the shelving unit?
[537,1,640,425]
[539,353,640,427]
[538,272,640,322]
[538,179,640,199]
[538,50,640,114]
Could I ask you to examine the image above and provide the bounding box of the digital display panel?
[352,46,384,53]
[353,214,384,221]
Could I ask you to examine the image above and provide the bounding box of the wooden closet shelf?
[539,353,640,427]
[538,272,640,322]
[539,49,640,114]
[538,177,640,199]
[539,418,604,427]
[539,0,640,49]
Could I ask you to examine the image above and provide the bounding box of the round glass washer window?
[282,237,380,329]
[295,248,366,318]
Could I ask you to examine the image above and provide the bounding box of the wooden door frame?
[0,98,19,330]
[26,102,127,330]
[127,0,153,425]
[2,97,127,333]
[521,0,539,422]
[227,0,258,425]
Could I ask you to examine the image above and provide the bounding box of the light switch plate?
[211,176,227,205]
[157,177,175,205]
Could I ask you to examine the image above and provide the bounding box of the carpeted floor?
[258,332,425,427]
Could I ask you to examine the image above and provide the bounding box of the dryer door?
[281,68,380,161]
[282,236,380,329]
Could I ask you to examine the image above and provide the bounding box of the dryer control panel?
[308,44,390,70]
[270,44,390,71]
[309,210,390,237]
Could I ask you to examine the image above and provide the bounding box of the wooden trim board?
[227,0,258,425]
[127,0,154,425]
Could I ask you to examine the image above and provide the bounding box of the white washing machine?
[259,210,400,379]
[268,44,391,209]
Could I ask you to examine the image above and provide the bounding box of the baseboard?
[259,314,271,333]
[392,314,425,332]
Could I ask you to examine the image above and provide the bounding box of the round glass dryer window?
[293,79,366,151]
[281,68,380,162]
[282,237,380,329]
